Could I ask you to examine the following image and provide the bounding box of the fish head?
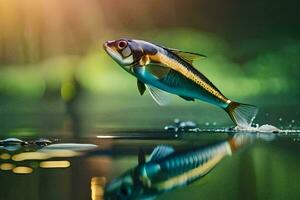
[103,38,159,72]
[103,38,143,68]
[104,166,157,200]
[104,169,140,200]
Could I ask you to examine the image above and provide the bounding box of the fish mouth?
[103,41,125,66]
[103,41,116,57]
[103,40,115,49]
[103,41,110,53]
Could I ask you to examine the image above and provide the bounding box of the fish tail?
[225,101,258,128]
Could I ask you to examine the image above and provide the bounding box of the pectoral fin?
[146,84,171,106]
[137,80,146,95]
[179,95,195,101]
[145,64,170,79]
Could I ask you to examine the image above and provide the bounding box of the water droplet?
[258,124,280,133]
[292,120,295,123]
[213,122,217,126]
[279,118,282,121]
[174,118,180,124]
[35,138,52,146]
[179,121,196,129]
[164,125,177,131]
[205,122,210,126]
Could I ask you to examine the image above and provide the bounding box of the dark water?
[1,131,300,200]
[0,97,300,200]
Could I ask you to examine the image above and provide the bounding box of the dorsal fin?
[168,49,206,65]
[148,145,175,162]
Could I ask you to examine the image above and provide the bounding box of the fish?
[104,134,254,200]
[103,38,258,127]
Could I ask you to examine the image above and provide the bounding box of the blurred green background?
[0,0,299,136]
[1,2,300,200]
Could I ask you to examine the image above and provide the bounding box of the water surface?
[0,97,299,200]
[1,130,300,200]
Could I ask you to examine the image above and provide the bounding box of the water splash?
[234,124,280,133]
[164,118,197,132]
[164,119,300,135]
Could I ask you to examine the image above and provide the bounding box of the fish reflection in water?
[104,134,257,200]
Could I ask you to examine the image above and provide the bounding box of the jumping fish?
[104,134,253,200]
[103,39,258,127]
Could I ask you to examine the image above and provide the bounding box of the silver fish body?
[103,38,258,127]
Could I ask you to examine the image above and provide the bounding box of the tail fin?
[225,101,258,128]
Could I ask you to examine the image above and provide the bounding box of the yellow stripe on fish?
[152,151,227,190]
[147,52,228,103]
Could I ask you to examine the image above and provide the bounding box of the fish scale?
[162,50,226,100]
[158,142,229,179]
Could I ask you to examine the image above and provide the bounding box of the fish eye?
[117,40,127,50]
